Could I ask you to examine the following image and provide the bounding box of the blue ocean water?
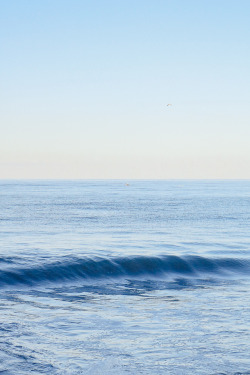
[0,180,249,375]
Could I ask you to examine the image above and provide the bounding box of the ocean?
[0,180,249,375]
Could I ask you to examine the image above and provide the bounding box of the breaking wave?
[0,255,249,288]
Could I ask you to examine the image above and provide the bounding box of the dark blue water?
[0,180,249,374]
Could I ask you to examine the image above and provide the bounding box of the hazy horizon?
[1,0,250,179]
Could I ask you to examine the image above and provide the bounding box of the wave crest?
[0,255,249,287]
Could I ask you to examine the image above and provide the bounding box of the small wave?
[0,255,249,287]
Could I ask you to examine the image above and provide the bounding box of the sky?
[1,0,250,179]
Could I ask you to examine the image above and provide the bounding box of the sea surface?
[0,180,249,375]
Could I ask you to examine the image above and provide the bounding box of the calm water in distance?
[0,180,249,374]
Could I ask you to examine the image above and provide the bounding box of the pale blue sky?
[1,0,250,178]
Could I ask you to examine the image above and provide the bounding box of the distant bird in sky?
[166,104,172,106]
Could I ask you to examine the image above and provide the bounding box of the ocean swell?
[0,255,249,288]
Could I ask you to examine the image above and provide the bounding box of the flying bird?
[166,104,172,106]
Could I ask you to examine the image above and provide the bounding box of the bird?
[166,104,172,106]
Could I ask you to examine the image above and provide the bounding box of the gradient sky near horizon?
[1,0,250,179]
